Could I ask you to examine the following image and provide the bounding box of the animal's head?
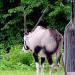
[22,32,29,51]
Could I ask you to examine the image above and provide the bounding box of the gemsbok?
[22,26,63,75]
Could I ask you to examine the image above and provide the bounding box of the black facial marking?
[24,41,29,50]
[24,32,29,35]
[24,45,29,50]
[34,46,42,54]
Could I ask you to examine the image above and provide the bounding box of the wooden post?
[64,25,75,74]
[71,0,75,24]
[64,0,75,75]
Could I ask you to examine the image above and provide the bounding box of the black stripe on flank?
[34,46,42,54]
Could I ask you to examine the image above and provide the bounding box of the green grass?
[0,69,64,75]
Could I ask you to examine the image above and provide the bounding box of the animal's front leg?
[49,64,54,75]
[46,54,53,75]
[33,53,39,75]
[41,57,45,75]
[36,62,39,75]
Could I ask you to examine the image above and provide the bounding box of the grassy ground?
[0,69,64,75]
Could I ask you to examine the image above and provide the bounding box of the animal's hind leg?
[41,57,45,75]
[33,53,39,75]
[56,50,62,75]
[56,50,61,64]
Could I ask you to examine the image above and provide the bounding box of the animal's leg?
[46,54,53,75]
[33,53,39,75]
[57,63,60,75]
[56,50,61,75]
[49,64,54,75]
[41,57,45,75]
[36,62,39,75]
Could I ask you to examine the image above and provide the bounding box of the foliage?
[47,3,70,33]
[0,0,3,9]
[0,45,34,70]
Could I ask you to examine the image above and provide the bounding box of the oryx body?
[23,26,63,75]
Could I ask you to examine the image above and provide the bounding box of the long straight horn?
[71,0,75,25]
[31,7,48,32]
[24,12,27,32]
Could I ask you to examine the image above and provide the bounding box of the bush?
[0,44,34,70]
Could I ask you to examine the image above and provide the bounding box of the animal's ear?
[24,32,29,35]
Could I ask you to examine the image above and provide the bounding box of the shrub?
[0,44,34,70]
